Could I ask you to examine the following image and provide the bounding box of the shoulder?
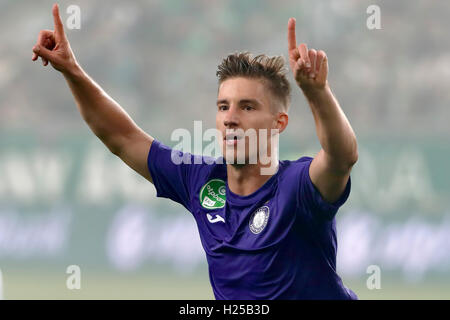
[275,156,313,192]
[151,139,222,167]
[280,156,313,173]
[275,156,316,194]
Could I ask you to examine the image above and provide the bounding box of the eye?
[218,105,228,111]
[243,105,254,111]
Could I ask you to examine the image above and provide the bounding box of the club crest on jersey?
[249,206,270,234]
[199,179,226,209]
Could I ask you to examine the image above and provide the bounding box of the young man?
[32,5,358,299]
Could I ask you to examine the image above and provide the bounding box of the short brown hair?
[216,51,291,112]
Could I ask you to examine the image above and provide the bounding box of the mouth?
[224,133,243,146]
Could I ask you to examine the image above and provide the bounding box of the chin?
[223,154,252,166]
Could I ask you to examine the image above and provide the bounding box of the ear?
[275,112,289,133]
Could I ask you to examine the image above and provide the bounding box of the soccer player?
[32,5,358,299]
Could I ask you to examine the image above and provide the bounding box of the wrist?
[301,81,331,101]
[62,61,83,80]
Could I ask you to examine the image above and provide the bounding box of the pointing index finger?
[288,18,297,51]
[52,4,66,41]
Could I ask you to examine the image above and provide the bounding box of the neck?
[226,160,279,196]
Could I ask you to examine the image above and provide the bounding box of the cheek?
[216,115,224,137]
[216,114,221,126]
[255,115,276,130]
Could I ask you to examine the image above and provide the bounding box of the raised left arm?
[288,18,358,203]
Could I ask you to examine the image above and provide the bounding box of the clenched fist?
[287,18,328,92]
[31,4,78,74]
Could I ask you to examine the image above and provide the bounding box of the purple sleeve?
[297,157,351,221]
[147,139,196,212]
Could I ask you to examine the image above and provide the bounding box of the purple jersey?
[147,139,357,300]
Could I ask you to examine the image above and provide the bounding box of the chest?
[192,187,298,251]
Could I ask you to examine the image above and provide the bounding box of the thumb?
[32,45,55,63]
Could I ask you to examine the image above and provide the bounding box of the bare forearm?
[303,83,358,171]
[62,64,139,154]
[31,5,143,156]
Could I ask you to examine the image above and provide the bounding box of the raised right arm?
[32,4,154,183]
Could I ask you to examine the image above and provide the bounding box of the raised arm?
[287,17,358,204]
[32,4,154,183]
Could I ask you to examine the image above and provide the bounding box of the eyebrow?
[216,98,261,106]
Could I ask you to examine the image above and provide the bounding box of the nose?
[223,105,239,128]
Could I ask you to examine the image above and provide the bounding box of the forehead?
[217,77,270,103]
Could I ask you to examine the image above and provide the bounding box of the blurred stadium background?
[1,0,450,299]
